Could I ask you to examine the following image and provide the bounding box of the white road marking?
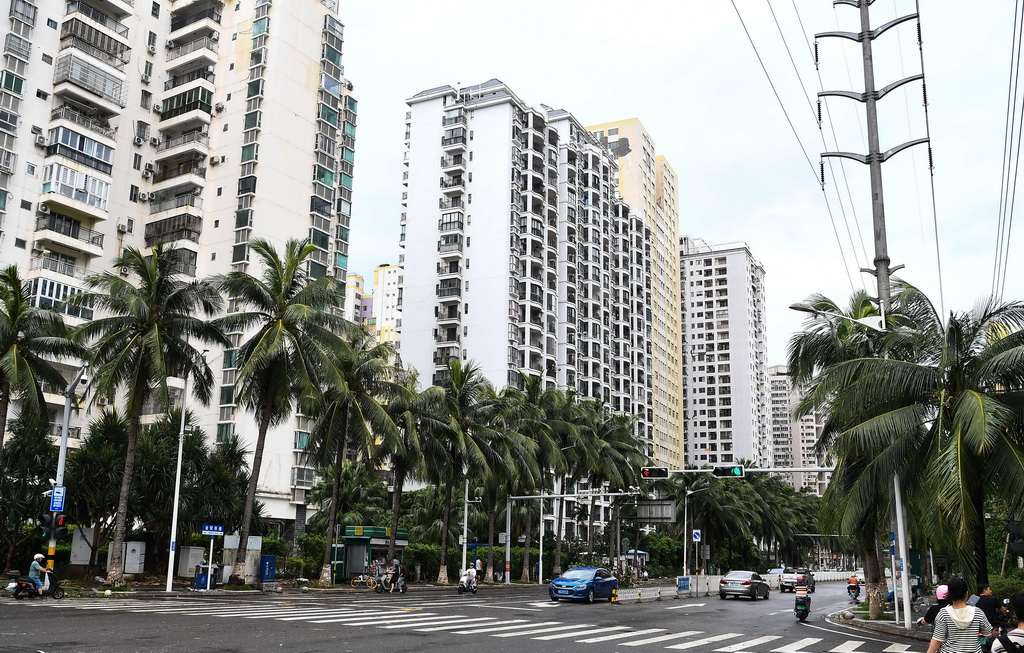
[326,613,451,627]
[309,611,436,624]
[533,626,630,640]
[665,603,705,610]
[276,610,361,621]
[830,641,866,652]
[380,616,472,629]
[715,635,782,651]
[414,617,504,632]
[576,628,666,643]
[882,646,913,652]
[620,630,703,646]
[528,602,562,608]
[666,633,743,650]
[771,638,824,652]
[476,605,542,612]
[493,624,596,637]
[452,621,561,634]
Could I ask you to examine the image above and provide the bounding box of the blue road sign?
[201,524,225,536]
[692,529,702,542]
[677,576,690,591]
[49,486,66,513]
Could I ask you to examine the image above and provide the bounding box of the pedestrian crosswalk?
[5,597,926,652]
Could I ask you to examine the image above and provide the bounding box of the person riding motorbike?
[462,565,477,590]
[794,574,811,618]
[848,572,861,601]
[389,559,406,593]
[28,554,50,597]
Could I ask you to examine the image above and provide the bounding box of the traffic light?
[711,465,745,478]
[39,513,53,537]
[1008,522,1024,557]
[54,515,68,539]
[641,467,669,479]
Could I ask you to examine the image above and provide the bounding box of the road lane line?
[493,624,596,637]
[380,616,474,629]
[620,631,703,646]
[577,629,666,643]
[715,635,782,651]
[323,613,451,627]
[415,617,504,632]
[666,633,743,650]
[476,605,542,612]
[310,611,435,624]
[452,621,561,634]
[533,626,630,640]
[882,646,913,652]
[276,610,362,620]
[830,641,866,652]
[771,638,824,652]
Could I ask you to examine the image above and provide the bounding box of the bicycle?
[350,573,377,589]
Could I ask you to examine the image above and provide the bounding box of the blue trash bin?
[260,555,276,582]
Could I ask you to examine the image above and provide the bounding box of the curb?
[74,582,530,599]
[826,612,932,642]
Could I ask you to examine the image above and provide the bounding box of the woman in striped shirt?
[926,577,995,653]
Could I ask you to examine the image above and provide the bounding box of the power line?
[730,0,856,293]
[993,0,1024,301]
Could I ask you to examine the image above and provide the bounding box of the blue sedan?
[549,567,618,603]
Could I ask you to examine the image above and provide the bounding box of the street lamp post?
[164,375,190,593]
[48,366,87,562]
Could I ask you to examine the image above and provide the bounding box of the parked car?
[719,570,771,600]
[549,567,618,603]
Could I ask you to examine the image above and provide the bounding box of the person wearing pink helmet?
[919,584,951,627]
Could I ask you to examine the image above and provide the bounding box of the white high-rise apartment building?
[398,78,653,451]
[679,237,769,467]
[587,119,682,468]
[0,0,356,536]
[768,365,829,495]
[369,263,401,344]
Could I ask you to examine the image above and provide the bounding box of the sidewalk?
[88,581,532,599]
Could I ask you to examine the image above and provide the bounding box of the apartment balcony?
[144,211,202,247]
[50,105,116,141]
[165,36,219,74]
[148,193,202,216]
[38,189,107,223]
[436,309,461,325]
[437,241,462,259]
[47,422,82,440]
[34,215,105,257]
[29,255,89,281]
[440,177,465,195]
[45,142,112,176]
[4,32,31,61]
[441,114,465,127]
[53,53,127,115]
[158,99,212,132]
[435,332,461,345]
[433,354,458,368]
[153,131,210,162]
[436,286,462,301]
[152,162,207,189]
[437,219,463,233]
[65,2,129,38]
[438,198,464,211]
[441,135,466,151]
[79,0,133,18]
[440,156,466,172]
[437,263,462,278]
[163,68,215,92]
[168,5,222,43]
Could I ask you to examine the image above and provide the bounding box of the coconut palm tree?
[0,265,81,459]
[213,238,347,584]
[805,287,1024,585]
[306,328,400,585]
[70,244,226,583]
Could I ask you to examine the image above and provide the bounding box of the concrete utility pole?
[817,0,928,630]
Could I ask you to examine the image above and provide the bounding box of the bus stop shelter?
[333,526,409,582]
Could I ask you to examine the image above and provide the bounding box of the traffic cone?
[611,587,621,604]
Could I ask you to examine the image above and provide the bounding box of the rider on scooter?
[795,574,811,612]
[848,572,860,600]
[29,554,50,597]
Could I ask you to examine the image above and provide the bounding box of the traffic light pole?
[48,366,86,560]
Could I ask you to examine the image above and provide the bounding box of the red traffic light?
[641,467,669,478]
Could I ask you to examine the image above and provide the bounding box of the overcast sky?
[340,0,1019,365]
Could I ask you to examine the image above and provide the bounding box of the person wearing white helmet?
[29,553,50,596]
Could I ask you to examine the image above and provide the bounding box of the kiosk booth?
[332,526,409,583]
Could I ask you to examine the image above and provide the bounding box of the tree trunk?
[437,482,453,584]
[386,465,405,565]
[0,378,10,461]
[864,543,886,619]
[587,495,597,566]
[231,398,273,585]
[318,441,348,585]
[5,537,14,572]
[553,475,565,575]
[973,487,989,586]
[106,410,142,585]
[520,504,532,582]
[485,507,496,584]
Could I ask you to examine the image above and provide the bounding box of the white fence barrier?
[615,572,852,603]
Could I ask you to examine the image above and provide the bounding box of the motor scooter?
[6,570,65,600]
[794,594,811,621]
[847,583,860,601]
[457,568,477,595]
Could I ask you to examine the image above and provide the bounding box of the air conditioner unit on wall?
[210,32,220,41]
[150,137,161,147]
[165,40,176,49]
[138,192,150,201]
[133,136,145,146]
[36,203,50,215]
[147,44,157,55]
[141,74,151,84]
[34,135,46,147]
[214,102,225,112]
[141,170,152,179]
[153,104,162,113]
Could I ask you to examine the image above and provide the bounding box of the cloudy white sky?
[340,0,1019,364]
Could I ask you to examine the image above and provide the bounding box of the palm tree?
[427,359,530,584]
[0,265,81,459]
[305,461,388,533]
[374,371,445,564]
[214,238,346,584]
[71,244,225,583]
[0,417,56,570]
[307,328,400,585]
[788,289,891,616]
[805,287,1024,585]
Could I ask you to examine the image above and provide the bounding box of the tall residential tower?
[679,237,769,467]
[0,0,356,536]
[587,119,682,468]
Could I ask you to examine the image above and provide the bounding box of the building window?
[132,153,142,170]
[240,143,258,162]
[41,54,52,65]
[144,61,153,77]
[148,31,157,48]
[129,185,139,202]
[141,90,152,109]
[46,18,57,29]
[151,2,160,18]
[2,72,25,96]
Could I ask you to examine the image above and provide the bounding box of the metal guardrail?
[613,573,852,603]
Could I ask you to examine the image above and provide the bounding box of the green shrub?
[987,575,1024,601]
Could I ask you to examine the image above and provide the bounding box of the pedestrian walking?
[992,592,1024,653]
[925,577,995,653]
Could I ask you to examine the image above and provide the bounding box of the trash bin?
[260,555,276,583]
[193,564,219,589]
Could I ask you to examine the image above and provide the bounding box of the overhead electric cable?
[731,0,856,292]
[993,0,1024,301]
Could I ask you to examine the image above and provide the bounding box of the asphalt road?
[0,581,923,653]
